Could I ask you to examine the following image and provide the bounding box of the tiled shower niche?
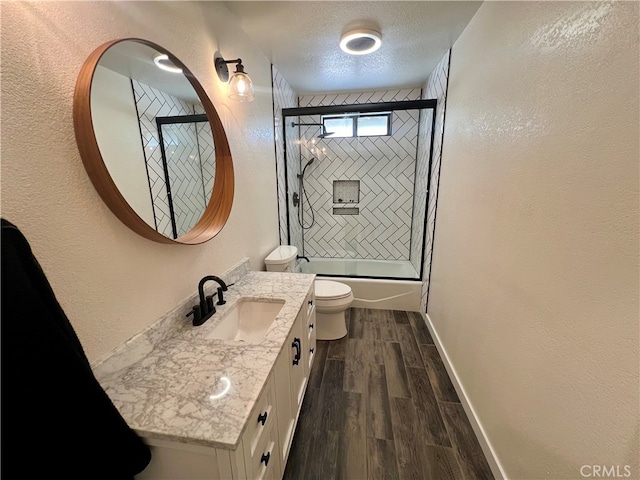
[333,180,360,204]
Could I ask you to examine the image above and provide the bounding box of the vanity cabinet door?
[241,375,280,479]
[304,290,317,374]
[247,416,280,480]
[273,300,309,470]
[247,416,283,480]
[288,310,307,418]
[273,342,293,468]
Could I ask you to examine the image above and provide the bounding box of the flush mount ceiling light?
[152,53,183,74]
[215,56,255,102]
[340,29,382,55]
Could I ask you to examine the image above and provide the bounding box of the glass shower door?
[157,115,215,239]
[282,102,434,280]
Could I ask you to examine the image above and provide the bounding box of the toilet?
[265,246,353,340]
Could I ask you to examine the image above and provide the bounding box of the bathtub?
[298,257,423,311]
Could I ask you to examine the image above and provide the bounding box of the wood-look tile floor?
[283,308,494,480]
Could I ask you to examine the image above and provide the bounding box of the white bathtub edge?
[323,277,422,311]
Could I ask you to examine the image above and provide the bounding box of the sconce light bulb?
[228,71,254,102]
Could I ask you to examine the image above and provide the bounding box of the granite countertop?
[92,270,315,450]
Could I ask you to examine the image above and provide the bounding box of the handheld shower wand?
[297,158,314,179]
[296,158,316,229]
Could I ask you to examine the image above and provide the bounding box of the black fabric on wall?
[1,218,151,479]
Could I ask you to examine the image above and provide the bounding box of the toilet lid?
[315,280,352,300]
[265,245,298,265]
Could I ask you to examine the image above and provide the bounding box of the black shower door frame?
[281,99,437,282]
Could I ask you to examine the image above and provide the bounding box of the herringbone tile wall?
[132,81,214,238]
[162,120,216,237]
[271,66,299,246]
[196,117,216,208]
[421,50,451,311]
[299,89,421,107]
[163,122,205,237]
[293,89,422,260]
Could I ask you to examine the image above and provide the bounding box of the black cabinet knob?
[258,411,268,426]
[261,452,270,467]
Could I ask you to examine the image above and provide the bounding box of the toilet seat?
[315,280,352,300]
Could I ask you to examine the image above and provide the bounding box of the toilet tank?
[265,245,298,272]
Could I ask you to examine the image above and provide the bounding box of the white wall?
[428,2,639,479]
[91,65,155,228]
[0,1,279,363]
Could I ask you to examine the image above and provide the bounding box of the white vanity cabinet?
[273,287,315,469]
[137,374,279,480]
[135,283,315,480]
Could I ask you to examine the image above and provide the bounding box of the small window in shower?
[357,114,391,136]
[323,116,354,138]
[322,112,391,138]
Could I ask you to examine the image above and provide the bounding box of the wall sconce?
[215,56,254,102]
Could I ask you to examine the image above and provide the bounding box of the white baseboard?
[424,313,507,480]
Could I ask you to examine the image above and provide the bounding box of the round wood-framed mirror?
[74,38,233,244]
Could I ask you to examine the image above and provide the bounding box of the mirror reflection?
[90,40,216,239]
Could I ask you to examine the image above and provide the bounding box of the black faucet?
[187,275,229,326]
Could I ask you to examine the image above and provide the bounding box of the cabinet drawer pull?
[292,338,301,365]
[257,411,268,426]
[309,323,314,330]
[308,300,313,306]
[261,451,270,467]
[310,348,315,354]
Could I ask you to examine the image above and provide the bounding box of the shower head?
[317,129,335,139]
[291,121,334,139]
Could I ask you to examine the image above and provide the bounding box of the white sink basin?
[206,298,285,342]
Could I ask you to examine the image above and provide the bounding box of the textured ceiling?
[224,1,483,94]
